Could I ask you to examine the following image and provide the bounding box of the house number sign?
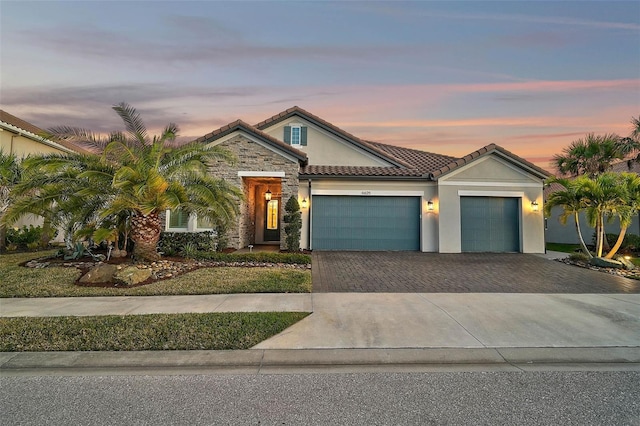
[361,191,372,195]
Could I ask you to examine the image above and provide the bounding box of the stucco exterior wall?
[437,155,545,254]
[545,206,640,244]
[0,131,67,158]
[205,132,300,250]
[262,119,392,167]
[305,179,438,252]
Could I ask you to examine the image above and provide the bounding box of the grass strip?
[546,243,581,253]
[0,251,311,298]
[0,312,309,352]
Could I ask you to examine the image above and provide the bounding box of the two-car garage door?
[312,196,420,251]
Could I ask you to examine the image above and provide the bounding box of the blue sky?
[1,1,638,169]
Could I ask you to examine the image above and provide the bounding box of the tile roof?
[195,119,308,163]
[0,109,90,155]
[429,143,551,180]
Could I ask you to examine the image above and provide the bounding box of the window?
[266,200,279,230]
[291,126,301,146]
[168,209,188,229]
[283,125,307,146]
[197,215,214,230]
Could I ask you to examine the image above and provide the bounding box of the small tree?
[283,196,301,252]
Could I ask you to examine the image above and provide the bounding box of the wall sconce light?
[427,200,434,211]
[301,198,308,209]
[265,189,272,201]
[531,201,539,212]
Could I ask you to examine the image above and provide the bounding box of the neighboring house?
[168,106,549,253]
[0,110,85,238]
[545,161,640,245]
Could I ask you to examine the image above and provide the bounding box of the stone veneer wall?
[208,134,300,249]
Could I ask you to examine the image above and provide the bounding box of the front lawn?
[546,243,581,253]
[0,251,311,298]
[0,312,309,351]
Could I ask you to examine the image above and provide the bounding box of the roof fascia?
[0,122,77,154]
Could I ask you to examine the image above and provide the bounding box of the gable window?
[283,125,308,146]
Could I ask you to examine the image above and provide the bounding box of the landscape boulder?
[79,264,118,284]
[589,257,624,269]
[114,266,152,286]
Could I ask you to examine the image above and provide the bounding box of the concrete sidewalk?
[2,293,640,371]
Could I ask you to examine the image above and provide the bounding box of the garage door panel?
[461,197,519,252]
[312,196,420,251]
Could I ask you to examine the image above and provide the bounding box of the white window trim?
[165,209,188,231]
[290,125,301,146]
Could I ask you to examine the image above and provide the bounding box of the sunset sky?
[1,1,638,171]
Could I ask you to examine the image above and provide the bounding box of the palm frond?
[112,102,148,146]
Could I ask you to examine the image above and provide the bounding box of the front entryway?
[311,195,421,250]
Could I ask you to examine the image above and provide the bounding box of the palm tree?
[579,172,627,258]
[4,103,242,261]
[603,172,640,259]
[544,176,592,258]
[553,133,623,178]
[0,150,22,252]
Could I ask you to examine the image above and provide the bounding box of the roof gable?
[430,143,551,181]
[196,119,308,164]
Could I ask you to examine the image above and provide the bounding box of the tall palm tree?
[544,176,592,258]
[553,133,623,178]
[603,172,640,259]
[579,172,627,258]
[4,103,242,261]
[0,150,22,252]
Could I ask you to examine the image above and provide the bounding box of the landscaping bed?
[0,312,310,351]
[1,251,312,297]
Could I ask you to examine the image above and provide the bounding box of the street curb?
[1,347,639,371]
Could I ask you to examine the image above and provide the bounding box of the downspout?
[307,179,311,250]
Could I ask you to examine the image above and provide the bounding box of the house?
[544,161,640,245]
[167,106,549,253]
[0,110,86,236]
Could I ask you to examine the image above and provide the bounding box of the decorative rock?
[615,256,636,270]
[114,266,152,286]
[79,264,118,284]
[589,257,624,269]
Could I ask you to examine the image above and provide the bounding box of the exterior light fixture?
[531,201,539,212]
[427,200,434,211]
[265,189,272,201]
[301,198,308,209]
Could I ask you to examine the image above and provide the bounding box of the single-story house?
[168,106,550,253]
[0,110,86,238]
[544,161,640,245]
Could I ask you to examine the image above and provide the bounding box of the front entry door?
[264,199,280,242]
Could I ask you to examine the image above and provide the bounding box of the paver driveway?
[312,252,640,293]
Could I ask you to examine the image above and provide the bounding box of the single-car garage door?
[312,196,420,250]
[460,196,520,252]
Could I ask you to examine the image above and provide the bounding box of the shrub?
[605,233,640,253]
[283,196,301,252]
[5,225,47,250]
[158,232,216,257]
[569,252,591,262]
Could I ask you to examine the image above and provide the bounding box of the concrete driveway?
[312,252,640,293]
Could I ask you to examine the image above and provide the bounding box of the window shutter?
[301,126,308,146]
[283,126,291,145]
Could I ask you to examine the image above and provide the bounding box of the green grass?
[0,312,309,351]
[0,251,311,298]
[546,243,581,253]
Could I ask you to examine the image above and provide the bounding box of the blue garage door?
[460,196,520,252]
[312,196,420,251]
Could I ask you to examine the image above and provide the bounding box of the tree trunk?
[130,212,162,261]
[0,223,6,253]
[40,217,52,249]
[605,226,627,259]
[574,212,592,258]
[596,214,604,257]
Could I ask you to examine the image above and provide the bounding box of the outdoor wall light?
[301,198,308,209]
[265,189,272,201]
[427,200,434,211]
[531,201,539,212]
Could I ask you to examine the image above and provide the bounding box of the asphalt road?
[2,372,639,425]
